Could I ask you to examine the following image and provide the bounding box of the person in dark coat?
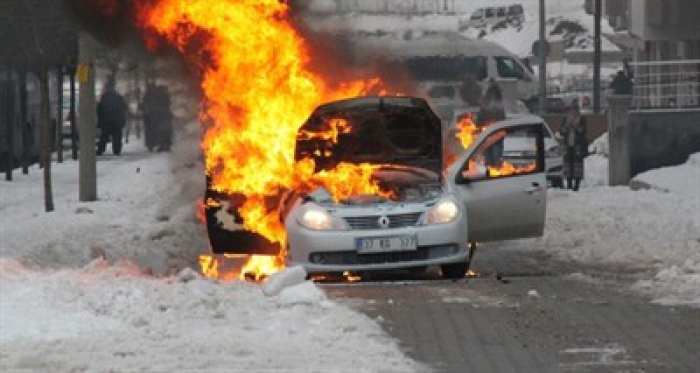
[142,83,173,152]
[610,70,634,95]
[558,101,587,191]
[459,73,482,107]
[477,78,506,126]
[97,80,128,156]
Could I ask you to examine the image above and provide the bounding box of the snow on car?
[206,96,548,278]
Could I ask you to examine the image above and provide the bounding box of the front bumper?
[286,218,470,273]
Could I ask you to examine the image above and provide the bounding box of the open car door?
[204,176,281,256]
[446,119,547,242]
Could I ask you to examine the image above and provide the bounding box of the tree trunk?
[19,70,29,175]
[69,66,78,160]
[40,64,54,212]
[4,70,14,181]
[56,65,64,163]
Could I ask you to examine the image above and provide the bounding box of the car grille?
[343,212,422,230]
[309,245,458,266]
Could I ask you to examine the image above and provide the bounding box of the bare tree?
[0,0,77,211]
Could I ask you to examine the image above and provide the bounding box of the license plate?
[356,235,418,254]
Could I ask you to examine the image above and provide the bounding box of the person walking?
[96,79,128,156]
[558,101,587,191]
[141,83,173,152]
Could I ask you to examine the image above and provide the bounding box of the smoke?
[61,0,139,47]
[287,1,419,95]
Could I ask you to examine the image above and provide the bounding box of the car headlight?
[299,209,345,231]
[424,200,460,225]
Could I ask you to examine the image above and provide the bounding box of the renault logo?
[378,216,390,229]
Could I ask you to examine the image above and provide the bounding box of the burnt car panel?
[296,96,442,174]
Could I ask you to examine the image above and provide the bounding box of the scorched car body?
[205,96,548,278]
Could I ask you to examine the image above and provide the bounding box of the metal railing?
[630,59,700,112]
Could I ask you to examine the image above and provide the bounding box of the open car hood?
[295,96,443,174]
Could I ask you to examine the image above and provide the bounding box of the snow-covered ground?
[0,126,421,371]
[535,144,700,307]
[306,0,619,58]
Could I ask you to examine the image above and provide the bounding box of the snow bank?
[0,110,418,370]
[538,152,700,307]
[0,259,418,371]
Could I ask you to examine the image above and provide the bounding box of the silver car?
[206,97,548,279]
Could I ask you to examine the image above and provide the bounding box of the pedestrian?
[610,70,634,95]
[558,101,587,191]
[141,83,173,152]
[477,78,506,126]
[459,73,482,108]
[96,78,128,156]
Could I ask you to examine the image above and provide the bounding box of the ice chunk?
[262,266,308,297]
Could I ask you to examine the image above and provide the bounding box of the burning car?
[205,96,547,279]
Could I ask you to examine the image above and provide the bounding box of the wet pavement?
[323,243,700,372]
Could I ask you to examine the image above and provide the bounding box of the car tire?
[440,262,470,279]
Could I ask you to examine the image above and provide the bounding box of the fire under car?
[205,96,547,279]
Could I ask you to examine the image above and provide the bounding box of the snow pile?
[0,123,418,370]
[538,152,700,307]
[1,258,418,371]
[306,0,619,59]
[462,0,619,56]
[632,153,700,196]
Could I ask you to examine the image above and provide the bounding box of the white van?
[367,34,537,119]
[460,5,525,29]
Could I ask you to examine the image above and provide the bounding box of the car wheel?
[440,262,470,279]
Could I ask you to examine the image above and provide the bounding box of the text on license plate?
[356,235,418,254]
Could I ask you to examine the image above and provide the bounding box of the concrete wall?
[628,0,700,42]
[629,111,700,176]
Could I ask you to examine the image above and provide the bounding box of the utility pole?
[78,32,97,202]
[593,0,602,113]
[538,0,547,115]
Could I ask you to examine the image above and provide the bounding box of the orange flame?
[455,113,482,149]
[453,116,536,177]
[136,0,395,280]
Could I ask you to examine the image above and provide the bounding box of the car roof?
[388,36,514,58]
[353,32,514,59]
[315,96,436,115]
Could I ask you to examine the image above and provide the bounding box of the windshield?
[402,56,488,81]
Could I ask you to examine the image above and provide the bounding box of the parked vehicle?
[371,34,538,120]
[205,96,548,278]
[459,4,524,29]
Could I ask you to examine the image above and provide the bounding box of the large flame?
[135,0,394,280]
[453,114,537,177]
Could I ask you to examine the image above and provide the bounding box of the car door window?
[460,125,544,181]
[496,57,529,81]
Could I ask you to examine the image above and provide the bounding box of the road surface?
[324,243,700,372]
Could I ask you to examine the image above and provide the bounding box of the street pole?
[538,0,547,115]
[593,0,602,113]
[78,32,97,202]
